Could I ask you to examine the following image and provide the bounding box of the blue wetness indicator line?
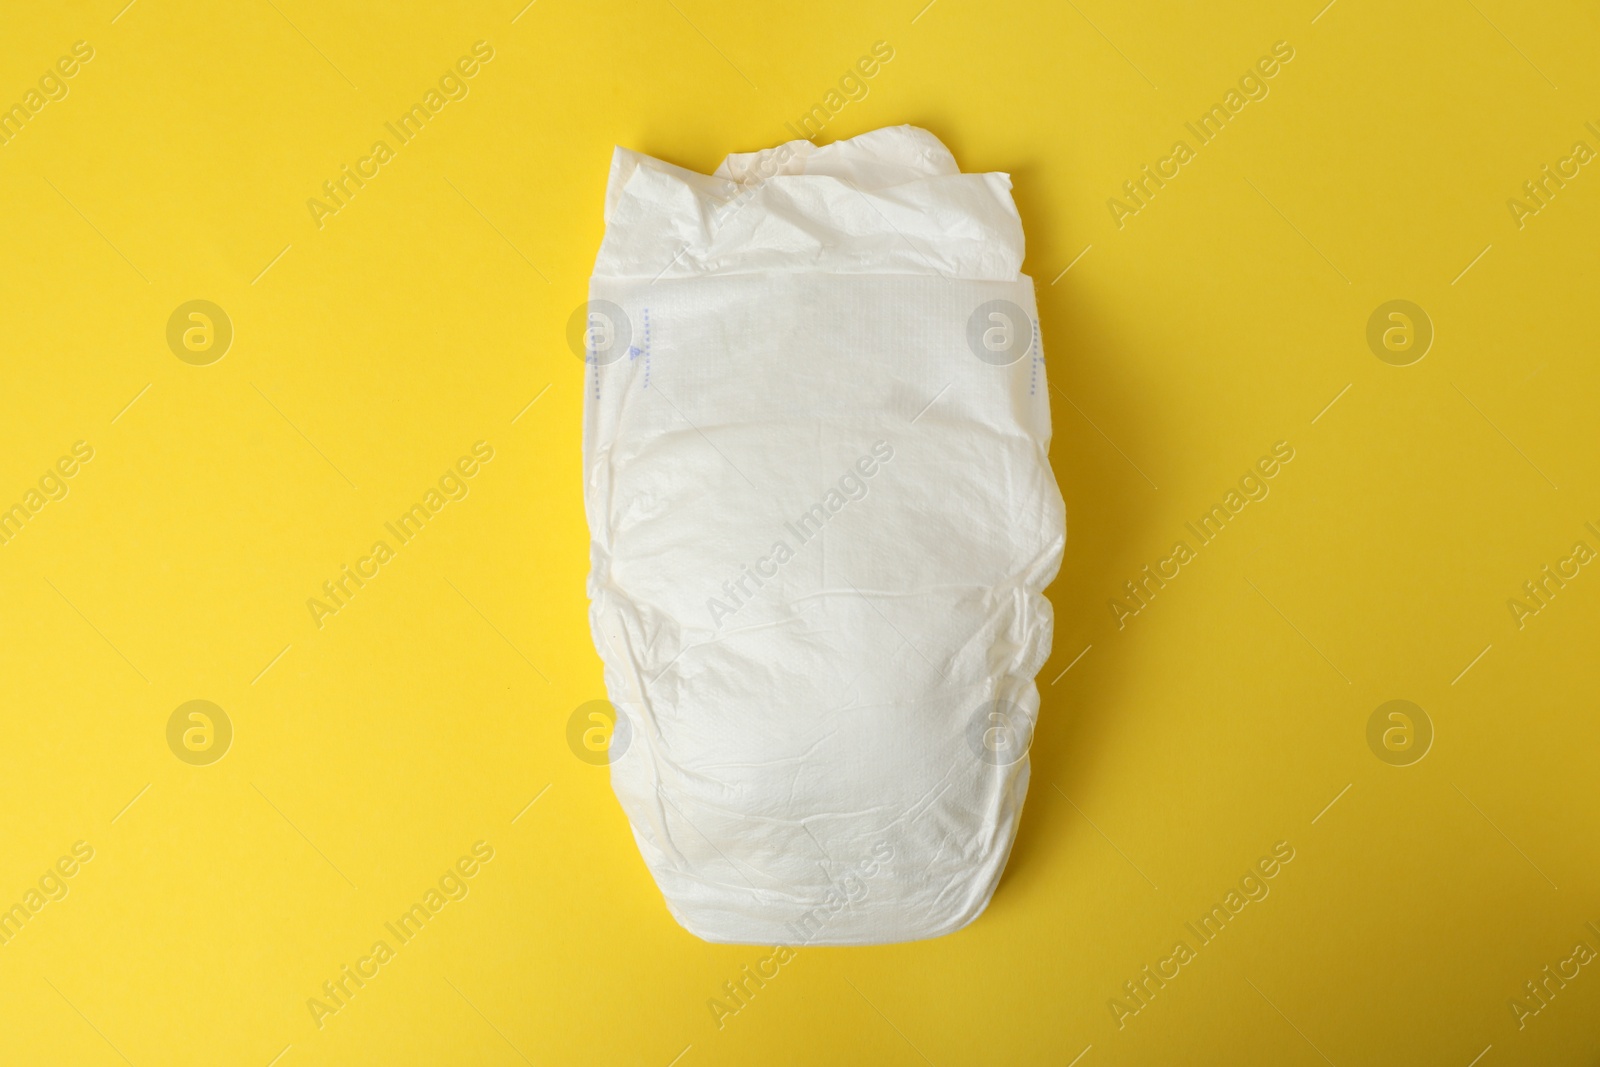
[1029,319,1043,396]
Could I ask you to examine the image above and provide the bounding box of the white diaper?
[581,125,1065,945]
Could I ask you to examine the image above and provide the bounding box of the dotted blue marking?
[643,307,651,389]
[1029,319,1042,396]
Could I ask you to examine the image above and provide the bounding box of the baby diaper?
[581,125,1065,945]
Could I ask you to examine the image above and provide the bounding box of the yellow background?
[2,0,1597,1063]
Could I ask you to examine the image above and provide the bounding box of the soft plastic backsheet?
[582,125,1065,945]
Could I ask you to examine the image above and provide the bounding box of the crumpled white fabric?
[582,125,1065,945]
